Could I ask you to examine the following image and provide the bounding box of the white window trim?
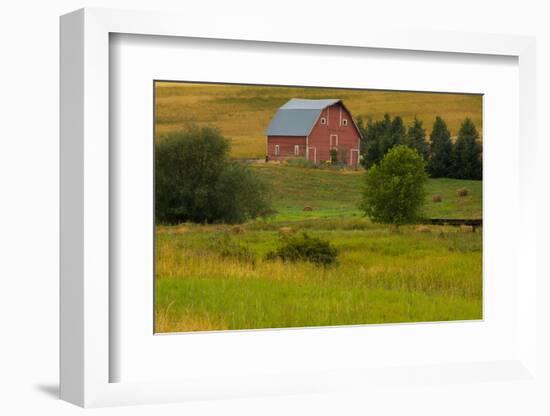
[320,117,327,125]
[342,118,348,126]
[275,144,280,156]
[294,144,299,156]
[330,134,338,147]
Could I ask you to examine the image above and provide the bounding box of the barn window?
[294,145,299,156]
[342,119,348,126]
[274,145,280,156]
[320,117,327,125]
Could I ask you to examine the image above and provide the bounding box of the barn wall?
[308,103,361,166]
[267,136,307,161]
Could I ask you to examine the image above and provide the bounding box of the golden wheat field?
[154,82,483,159]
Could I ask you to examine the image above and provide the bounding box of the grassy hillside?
[251,164,482,221]
[155,164,482,333]
[155,82,483,159]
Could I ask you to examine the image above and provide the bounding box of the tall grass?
[155,222,482,332]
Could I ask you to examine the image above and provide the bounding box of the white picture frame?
[60,8,538,408]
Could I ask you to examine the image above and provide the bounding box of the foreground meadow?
[155,164,482,332]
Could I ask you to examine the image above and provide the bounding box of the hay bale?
[432,195,442,203]
[303,206,313,212]
[460,224,474,232]
[416,225,431,233]
[456,188,469,197]
[231,225,245,235]
[278,226,294,236]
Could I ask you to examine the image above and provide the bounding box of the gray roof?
[266,99,341,136]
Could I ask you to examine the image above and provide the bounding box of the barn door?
[350,149,359,167]
[307,147,317,163]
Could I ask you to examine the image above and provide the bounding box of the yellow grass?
[155,304,229,333]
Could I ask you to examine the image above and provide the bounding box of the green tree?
[427,116,453,178]
[360,114,406,169]
[451,118,482,180]
[406,117,429,160]
[388,116,407,148]
[155,125,271,224]
[359,145,428,227]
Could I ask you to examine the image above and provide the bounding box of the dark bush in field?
[213,162,271,224]
[155,126,271,224]
[359,145,428,226]
[266,233,338,266]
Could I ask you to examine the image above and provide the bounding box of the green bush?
[212,233,256,264]
[155,125,271,224]
[359,145,428,226]
[266,233,338,266]
[286,158,318,169]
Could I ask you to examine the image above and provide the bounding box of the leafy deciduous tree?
[155,125,271,224]
[359,145,428,227]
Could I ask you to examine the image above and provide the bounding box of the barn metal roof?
[266,99,341,136]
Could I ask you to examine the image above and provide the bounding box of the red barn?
[266,99,361,166]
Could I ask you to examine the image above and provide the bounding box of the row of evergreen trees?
[356,114,482,180]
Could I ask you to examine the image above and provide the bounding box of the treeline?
[356,114,482,180]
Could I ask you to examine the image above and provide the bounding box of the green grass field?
[155,82,483,159]
[155,164,482,332]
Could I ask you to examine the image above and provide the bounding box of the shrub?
[155,125,271,224]
[432,195,442,203]
[212,233,256,264]
[456,187,469,197]
[286,158,318,169]
[359,145,428,227]
[330,148,338,164]
[266,233,338,266]
[213,162,272,223]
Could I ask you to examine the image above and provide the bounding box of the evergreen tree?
[427,116,453,178]
[362,114,389,168]
[361,114,405,169]
[382,115,406,155]
[451,118,482,180]
[406,117,429,160]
